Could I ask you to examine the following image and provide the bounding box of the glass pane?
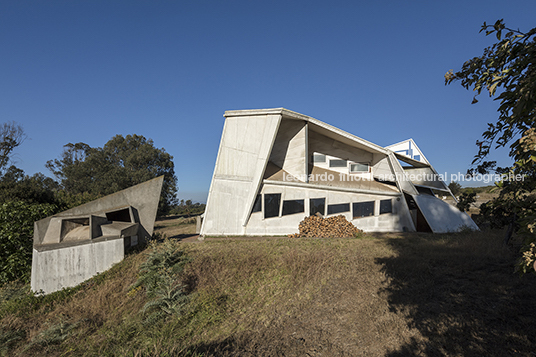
[252,195,262,213]
[282,199,305,216]
[310,198,325,216]
[264,193,281,218]
[350,163,369,172]
[353,201,375,218]
[379,199,392,214]
[327,203,350,215]
[313,154,326,163]
[329,159,347,168]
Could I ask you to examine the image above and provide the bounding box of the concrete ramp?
[413,194,479,233]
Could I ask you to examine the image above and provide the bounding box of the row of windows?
[253,194,393,219]
[312,154,369,172]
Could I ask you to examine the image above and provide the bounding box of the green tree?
[448,181,462,196]
[0,201,56,284]
[0,165,59,205]
[456,192,477,212]
[445,19,536,271]
[46,134,178,215]
[0,122,25,175]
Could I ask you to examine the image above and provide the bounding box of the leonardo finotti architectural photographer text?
[282,172,524,184]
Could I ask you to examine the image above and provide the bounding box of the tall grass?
[1,229,535,356]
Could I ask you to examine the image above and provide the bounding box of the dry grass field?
[1,218,535,356]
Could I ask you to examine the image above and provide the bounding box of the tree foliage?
[448,181,462,196]
[0,166,59,206]
[0,201,56,284]
[456,192,477,212]
[170,199,206,216]
[445,19,536,272]
[0,122,25,175]
[46,134,178,215]
[445,19,536,168]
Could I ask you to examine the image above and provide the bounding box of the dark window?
[353,201,375,218]
[310,198,325,216]
[350,163,369,172]
[252,195,262,213]
[313,153,326,163]
[329,159,347,168]
[106,208,131,222]
[327,203,350,215]
[264,193,281,218]
[282,199,305,216]
[379,199,392,214]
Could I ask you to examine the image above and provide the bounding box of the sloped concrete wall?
[31,238,124,294]
[268,119,307,181]
[309,130,373,165]
[201,113,282,235]
[414,194,479,233]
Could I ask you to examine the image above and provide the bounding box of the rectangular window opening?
[327,203,350,215]
[310,198,325,216]
[350,163,369,173]
[264,193,281,219]
[329,159,347,168]
[282,199,305,216]
[353,201,375,218]
[312,153,326,163]
[379,199,392,214]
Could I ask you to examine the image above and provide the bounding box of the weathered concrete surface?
[201,108,478,237]
[414,194,479,233]
[31,176,163,294]
[201,112,282,235]
[31,238,124,294]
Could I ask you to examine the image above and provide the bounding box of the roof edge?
[224,108,388,154]
[224,107,312,120]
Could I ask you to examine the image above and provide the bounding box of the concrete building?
[200,108,478,236]
[31,176,163,294]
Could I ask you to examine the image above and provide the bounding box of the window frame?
[379,199,392,215]
[352,201,375,219]
[282,199,305,216]
[329,159,348,168]
[349,163,370,173]
[264,193,281,219]
[309,197,326,216]
[327,203,350,215]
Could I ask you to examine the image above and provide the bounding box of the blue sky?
[1,1,534,203]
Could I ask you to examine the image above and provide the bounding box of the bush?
[131,239,190,324]
[0,201,56,284]
[456,192,476,212]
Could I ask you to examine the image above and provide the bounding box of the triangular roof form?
[201,108,478,236]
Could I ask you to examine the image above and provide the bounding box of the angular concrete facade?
[31,176,164,294]
[201,108,478,236]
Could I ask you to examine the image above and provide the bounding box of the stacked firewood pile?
[288,215,363,238]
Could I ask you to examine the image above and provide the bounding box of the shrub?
[0,201,56,284]
[131,239,190,324]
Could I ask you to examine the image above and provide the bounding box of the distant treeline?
[169,200,205,216]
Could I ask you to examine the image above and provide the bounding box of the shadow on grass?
[184,330,340,357]
[376,231,536,357]
[170,233,199,241]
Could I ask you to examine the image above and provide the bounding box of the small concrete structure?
[31,176,164,294]
[200,108,478,236]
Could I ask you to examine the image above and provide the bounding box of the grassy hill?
[1,221,536,356]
